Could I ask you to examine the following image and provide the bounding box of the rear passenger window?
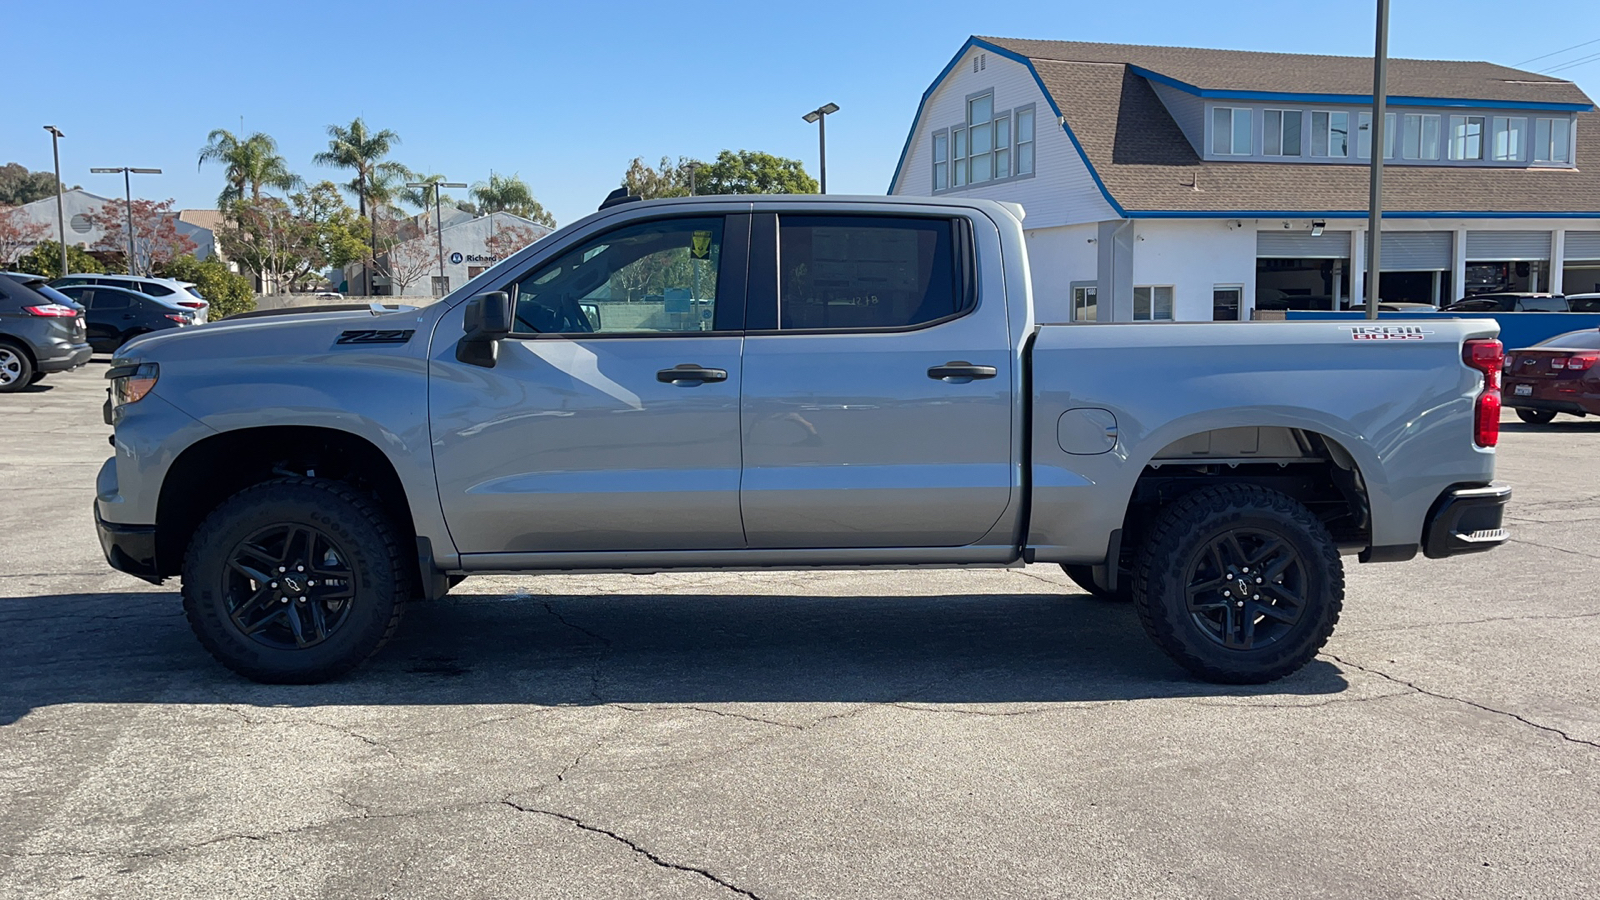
[1519,297,1566,312]
[777,216,968,330]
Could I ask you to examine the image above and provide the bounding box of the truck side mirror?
[456,292,512,368]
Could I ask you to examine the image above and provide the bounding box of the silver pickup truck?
[94,194,1510,685]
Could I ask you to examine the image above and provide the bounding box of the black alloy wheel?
[223,524,357,650]
[1182,528,1306,651]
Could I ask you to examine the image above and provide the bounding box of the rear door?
[430,212,751,554]
[738,209,1016,548]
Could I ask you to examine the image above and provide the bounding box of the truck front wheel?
[181,478,410,684]
[1131,484,1342,684]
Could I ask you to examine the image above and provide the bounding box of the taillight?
[164,314,190,324]
[1568,354,1598,371]
[1503,353,1515,371]
[1551,357,1568,369]
[176,301,204,309]
[1464,339,1503,448]
[24,304,77,318]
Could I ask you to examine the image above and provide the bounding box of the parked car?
[1343,302,1438,313]
[1566,293,1600,313]
[0,271,91,391]
[1503,327,1600,424]
[52,273,210,323]
[94,194,1510,686]
[51,283,192,352]
[1444,293,1568,312]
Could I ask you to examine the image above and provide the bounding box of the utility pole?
[43,127,67,276]
[89,167,162,276]
[406,179,467,296]
[802,103,840,194]
[1365,0,1390,320]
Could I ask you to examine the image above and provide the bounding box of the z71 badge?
[1343,325,1432,341]
[336,329,415,345]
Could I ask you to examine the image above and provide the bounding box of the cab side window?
[776,216,968,331]
[507,217,725,335]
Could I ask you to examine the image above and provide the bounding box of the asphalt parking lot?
[2,361,1597,899]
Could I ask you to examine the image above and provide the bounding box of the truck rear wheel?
[181,478,409,684]
[1131,484,1342,684]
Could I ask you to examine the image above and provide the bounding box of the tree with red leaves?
[0,207,49,267]
[483,222,543,264]
[86,198,196,276]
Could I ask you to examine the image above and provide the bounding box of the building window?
[967,93,994,184]
[1400,114,1441,160]
[932,132,948,191]
[1213,285,1244,321]
[1264,110,1303,156]
[1384,113,1397,159]
[1212,107,1251,155]
[1534,117,1572,163]
[1133,285,1175,321]
[993,112,1011,179]
[1310,111,1349,158]
[1015,106,1035,175]
[1355,112,1395,159]
[1071,283,1097,322]
[952,126,967,186]
[1448,115,1486,160]
[1491,117,1527,162]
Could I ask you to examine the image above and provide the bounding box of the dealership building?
[344,209,552,297]
[890,37,1600,321]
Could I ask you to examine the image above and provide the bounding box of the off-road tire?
[182,478,409,684]
[1062,564,1131,601]
[1515,408,1556,425]
[0,341,35,393]
[1131,484,1343,684]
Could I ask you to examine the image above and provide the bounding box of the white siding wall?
[1150,82,1206,154]
[1130,220,1259,320]
[892,46,1117,228]
[1023,223,1099,323]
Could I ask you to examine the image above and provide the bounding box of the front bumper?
[95,506,163,584]
[1422,482,1511,559]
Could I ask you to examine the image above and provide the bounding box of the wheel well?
[0,335,37,365]
[155,426,415,576]
[1119,428,1371,568]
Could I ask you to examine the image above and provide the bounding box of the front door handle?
[928,361,998,382]
[657,364,728,385]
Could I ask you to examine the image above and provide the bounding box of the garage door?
[1379,232,1451,271]
[1257,231,1352,259]
[1465,231,1551,261]
[1566,231,1600,262]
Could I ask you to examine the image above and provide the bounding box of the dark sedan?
[1503,328,1600,424]
[51,284,192,353]
[1445,293,1568,312]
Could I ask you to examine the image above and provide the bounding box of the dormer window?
[1448,115,1486,160]
[1264,110,1304,156]
[1211,107,1251,155]
[1533,117,1573,163]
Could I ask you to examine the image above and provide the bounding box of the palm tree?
[197,130,300,209]
[471,172,555,228]
[314,118,407,295]
[400,172,457,212]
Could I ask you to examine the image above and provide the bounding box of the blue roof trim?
[887,37,1129,217]
[1124,209,1600,219]
[1130,65,1592,112]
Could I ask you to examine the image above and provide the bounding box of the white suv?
[51,274,211,323]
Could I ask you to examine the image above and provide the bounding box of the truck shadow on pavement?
[0,587,1348,724]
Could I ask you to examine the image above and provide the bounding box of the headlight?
[107,362,160,408]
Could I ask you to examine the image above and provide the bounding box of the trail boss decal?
[336,329,415,345]
[1343,325,1433,342]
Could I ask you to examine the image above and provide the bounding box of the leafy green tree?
[471,173,555,227]
[293,181,369,272]
[13,241,103,279]
[0,163,77,206]
[197,130,300,209]
[623,156,696,199]
[158,255,256,319]
[698,150,817,195]
[314,118,409,294]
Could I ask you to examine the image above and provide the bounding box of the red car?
[1503,328,1600,424]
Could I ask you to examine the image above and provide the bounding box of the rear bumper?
[95,506,163,584]
[1422,482,1511,559]
[38,343,92,373]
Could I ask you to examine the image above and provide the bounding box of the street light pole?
[1365,0,1390,320]
[802,103,840,194]
[43,126,67,277]
[406,179,467,294]
[89,166,162,276]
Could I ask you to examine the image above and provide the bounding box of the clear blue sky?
[4,0,1598,226]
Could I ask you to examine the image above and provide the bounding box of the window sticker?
[691,230,713,259]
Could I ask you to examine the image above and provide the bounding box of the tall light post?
[406,180,468,295]
[43,126,67,277]
[802,102,840,194]
[89,166,162,276]
[686,161,701,196]
[1365,0,1390,320]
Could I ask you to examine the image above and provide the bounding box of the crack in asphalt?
[500,801,762,899]
[219,706,396,758]
[541,601,611,702]
[1326,654,1600,751]
[1341,609,1600,635]
[1505,538,1600,560]
[613,704,805,731]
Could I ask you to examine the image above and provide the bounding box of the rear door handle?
[657,364,728,384]
[927,361,997,382]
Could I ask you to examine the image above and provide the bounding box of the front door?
[430,214,749,554]
[739,212,1015,549]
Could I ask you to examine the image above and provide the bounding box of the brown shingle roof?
[975,39,1600,215]
[980,37,1593,106]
